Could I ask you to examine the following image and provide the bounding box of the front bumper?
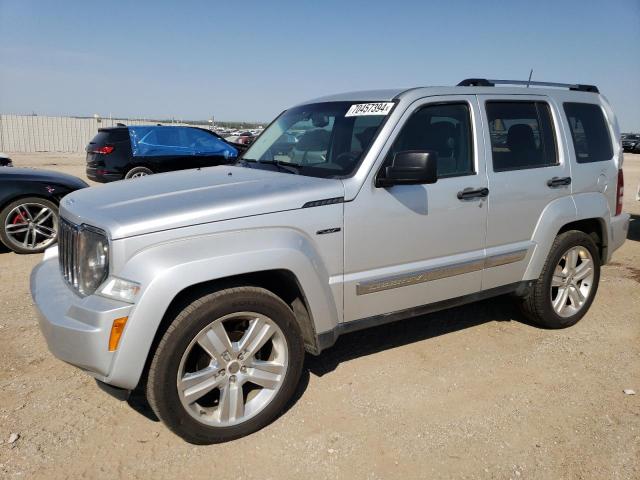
[607,213,630,261]
[30,250,132,381]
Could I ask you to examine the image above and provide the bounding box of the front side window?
[381,103,474,178]
[486,101,558,171]
[240,101,392,178]
[563,102,613,163]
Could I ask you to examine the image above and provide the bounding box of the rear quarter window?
[90,129,129,144]
[563,103,613,163]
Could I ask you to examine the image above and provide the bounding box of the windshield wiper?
[255,160,302,175]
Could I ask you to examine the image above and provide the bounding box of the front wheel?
[520,230,600,328]
[0,197,58,254]
[147,287,304,444]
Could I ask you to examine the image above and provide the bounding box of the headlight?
[98,277,140,303]
[78,226,109,296]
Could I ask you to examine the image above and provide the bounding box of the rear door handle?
[547,176,571,188]
[457,187,489,200]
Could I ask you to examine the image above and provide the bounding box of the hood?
[0,167,88,188]
[60,166,345,239]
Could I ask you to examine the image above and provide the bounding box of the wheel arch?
[106,228,340,390]
[557,217,607,262]
[524,193,612,280]
[130,269,318,394]
[0,192,59,213]
[124,164,154,177]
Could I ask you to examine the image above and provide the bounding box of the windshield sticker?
[345,103,394,117]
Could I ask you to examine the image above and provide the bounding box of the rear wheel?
[147,287,304,444]
[520,230,600,328]
[0,197,58,254]
[125,166,153,179]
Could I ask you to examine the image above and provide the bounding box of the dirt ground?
[1,152,639,479]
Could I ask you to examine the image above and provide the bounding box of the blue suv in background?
[86,125,244,182]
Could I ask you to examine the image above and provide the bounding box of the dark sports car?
[0,168,88,254]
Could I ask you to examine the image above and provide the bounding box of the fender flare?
[106,228,340,389]
[524,193,611,280]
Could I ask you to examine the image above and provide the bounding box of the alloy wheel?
[177,312,289,427]
[3,203,57,251]
[550,246,595,318]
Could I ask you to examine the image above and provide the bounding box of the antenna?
[527,69,533,88]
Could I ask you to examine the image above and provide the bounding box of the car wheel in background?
[0,197,59,254]
[125,166,153,179]
[519,231,600,329]
[146,287,305,444]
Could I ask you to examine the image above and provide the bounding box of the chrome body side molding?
[356,248,528,296]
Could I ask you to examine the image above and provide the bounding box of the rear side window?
[129,126,191,156]
[563,103,613,163]
[486,101,558,171]
[383,103,474,178]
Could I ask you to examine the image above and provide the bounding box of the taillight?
[91,145,114,155]
[616,168,624,216]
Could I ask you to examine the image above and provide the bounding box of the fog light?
[98,277,140,303]
[109,317,128,352]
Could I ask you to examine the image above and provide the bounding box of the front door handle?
[457,187,489,200]
[547,176,571,188]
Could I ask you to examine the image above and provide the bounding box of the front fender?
[106,227,341,389]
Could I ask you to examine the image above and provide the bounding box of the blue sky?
[1,0,639,130]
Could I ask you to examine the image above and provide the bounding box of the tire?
[124,166,153,179]
[0,197,59,254]
[520,230,600,329]
[147,286,304,444]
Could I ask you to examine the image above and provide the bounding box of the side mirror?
[376,150,438,188]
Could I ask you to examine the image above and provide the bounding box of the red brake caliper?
[13,212,28,225]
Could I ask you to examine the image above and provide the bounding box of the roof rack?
[457,78,599,93]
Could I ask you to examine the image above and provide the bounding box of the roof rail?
[457,78,599,93]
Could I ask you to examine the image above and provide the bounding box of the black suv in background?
[622,134,640,153]
[86,125,246,182]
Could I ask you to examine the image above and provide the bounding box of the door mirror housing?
[376,150,438,188]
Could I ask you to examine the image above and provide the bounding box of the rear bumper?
[86,167,123,183]
[607,213,630,261]
[30,250,132,383]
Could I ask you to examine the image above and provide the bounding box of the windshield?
[240,101,393,178]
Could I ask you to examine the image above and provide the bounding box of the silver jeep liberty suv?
[31,78,630,443]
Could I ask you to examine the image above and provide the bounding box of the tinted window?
[90,129,128,144]
[383,103,474,178]
[486,101,558,171]
[563,103,612,163]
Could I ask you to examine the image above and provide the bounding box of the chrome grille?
[58,218,80,290]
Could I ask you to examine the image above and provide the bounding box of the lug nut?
[229,375,236,383]
[219,369,225,376]
[222,352,231,361]
[238,353,245,361]
[240,366,247,373]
